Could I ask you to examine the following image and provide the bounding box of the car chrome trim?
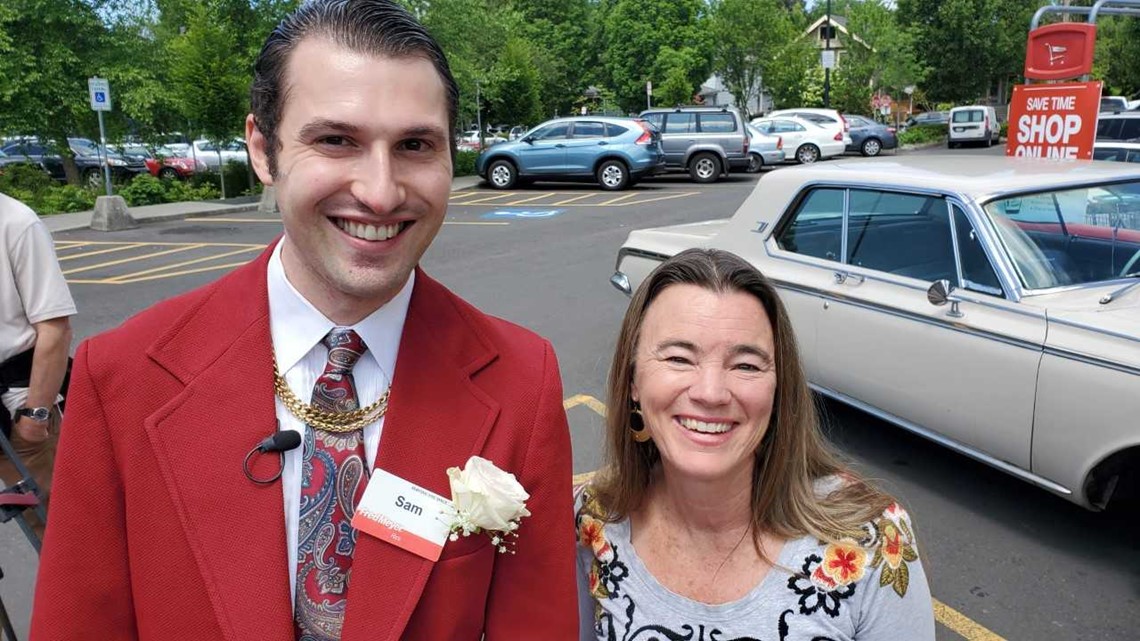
[610,271,632,296]
[772,278,1046,351]
[1044,317,1140,347]
[1041,345,1140,376]
[810,383,1074,497]
[615,246,672,270]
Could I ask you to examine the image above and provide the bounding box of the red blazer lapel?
[144,243,294,640]
[342,270,500,641]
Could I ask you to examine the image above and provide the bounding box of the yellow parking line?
[550,193,596,206]
[454,193,516,205]
[598,193,639,206]
[933,599,1006,640]
[114,261,253,284]
[64,278,120,285]
[618,191,701,206]
[503,192,556,206]
[53,241,92,250]
[561,393,1006,641]
[57,243,149,261]
[62,244,206,275]
[105,246,264,283]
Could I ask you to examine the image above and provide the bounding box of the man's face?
[247,37,452,323]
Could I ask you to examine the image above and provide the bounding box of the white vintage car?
[611,156,1140,510]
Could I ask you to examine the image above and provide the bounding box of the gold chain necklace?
[273,360,390,433]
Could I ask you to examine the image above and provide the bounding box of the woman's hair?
[592,248,893,547]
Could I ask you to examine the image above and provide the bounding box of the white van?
[948,105,999,148]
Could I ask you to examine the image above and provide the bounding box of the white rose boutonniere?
[446,456,531,554]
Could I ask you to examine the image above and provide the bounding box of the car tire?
[688,152,720,183]
[158,167,180,180]
[948,140,958,149]
[745,153,763,173]
[860,138,883,157]
[83,168,102,189]
[596,159,630,191]
[795,144,820,164]
[487,159,517,190]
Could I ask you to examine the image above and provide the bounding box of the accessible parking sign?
[1005,81,1101,160]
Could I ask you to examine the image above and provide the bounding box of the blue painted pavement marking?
[480,208,565,220]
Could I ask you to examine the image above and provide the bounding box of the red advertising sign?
[1006,81,1102,160]
[1024,23,1097,81]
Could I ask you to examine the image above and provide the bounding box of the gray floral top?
[574,481,936,641]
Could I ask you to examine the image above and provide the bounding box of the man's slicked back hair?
[250,0,459,175]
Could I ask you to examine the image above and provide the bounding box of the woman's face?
[631,284,778,484]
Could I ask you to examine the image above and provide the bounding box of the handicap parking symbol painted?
[480,208,565,220]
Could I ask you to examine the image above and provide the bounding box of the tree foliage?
[709,0,798,118]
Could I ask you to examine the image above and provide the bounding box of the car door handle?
[597,141,608,145]
[833,271,865,285]
[555,143,565,148]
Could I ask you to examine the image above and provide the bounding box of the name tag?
[351,468,453,561]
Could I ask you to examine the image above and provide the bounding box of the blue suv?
[476,116,665,191]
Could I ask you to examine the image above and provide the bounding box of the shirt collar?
[267,240,414,381]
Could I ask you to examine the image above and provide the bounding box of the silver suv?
[639,106,749,183]
[1095,112,1140,141]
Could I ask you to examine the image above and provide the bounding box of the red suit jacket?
[31,246,577,640]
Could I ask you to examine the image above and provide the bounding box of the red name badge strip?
[351,468,455,561]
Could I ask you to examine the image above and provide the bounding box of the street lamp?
[584,86,599,115]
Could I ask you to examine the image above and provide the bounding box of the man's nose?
[351,148,405,215]
[688,365,731,406]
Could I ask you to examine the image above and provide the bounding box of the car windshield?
[952,110,984,123]
[982,181,1140,289]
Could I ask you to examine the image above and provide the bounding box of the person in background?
[0,192,75,538]
[576,248,935,640]
[31,1,576,639]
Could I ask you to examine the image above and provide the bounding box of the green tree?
[600,0,713,113]
[832,0,926,115]
[708,0,798,118]
[510,0,597,121]
[485,37,543,127]
[766,37,820,108]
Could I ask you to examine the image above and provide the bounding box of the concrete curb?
[43,175,485,233]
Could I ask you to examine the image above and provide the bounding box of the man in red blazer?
[31,1,577,639]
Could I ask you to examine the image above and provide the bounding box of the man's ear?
[245,114,274,186]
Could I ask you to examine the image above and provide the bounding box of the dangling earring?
[629,402,651,443]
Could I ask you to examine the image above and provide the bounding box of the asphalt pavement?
[2,145,1137,640]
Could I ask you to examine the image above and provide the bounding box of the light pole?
[823,0,832,108]
[475,80,483,148]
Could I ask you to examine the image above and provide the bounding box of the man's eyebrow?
[402,124,449,140]
[296,119,362,140]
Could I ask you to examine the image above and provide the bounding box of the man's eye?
[401,139,428,152]
[320,136,347,146]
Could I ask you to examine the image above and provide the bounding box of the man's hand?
[13,415,51,445]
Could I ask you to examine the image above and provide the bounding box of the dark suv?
[0,138,147,187]
[638,106,749,183]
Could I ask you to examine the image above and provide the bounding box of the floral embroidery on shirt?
[576,487,629,604]
[868,502,919,597]
[788,553,857,617]
[813,539,868,589]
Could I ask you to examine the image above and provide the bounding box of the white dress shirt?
[266,241,413,605]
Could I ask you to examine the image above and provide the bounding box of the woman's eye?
[665,356,691,365]
[734,362,762,372]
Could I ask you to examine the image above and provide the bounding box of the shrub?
[38,185,97,213]
[454,150,478,177]
[1000,121,1010,139]
[119,174,170,206]
[898,124,947,146]
[0,163,55,194]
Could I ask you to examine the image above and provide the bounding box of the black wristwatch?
[15,407,51,422]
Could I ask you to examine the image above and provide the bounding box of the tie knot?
[321,328,368,373]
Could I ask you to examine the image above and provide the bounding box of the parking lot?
[2,148,1137,640]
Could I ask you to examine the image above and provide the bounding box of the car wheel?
[688,152,720,183]
[158,167,180,180]
[860,138,882,157]
[795,144,820,164]
[487,159,517,190]
[948,140,958,149]
[596,159,630,191]
[745,153,763,173]
[83,168,102,189]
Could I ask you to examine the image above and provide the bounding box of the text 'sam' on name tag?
[351,467,455,561]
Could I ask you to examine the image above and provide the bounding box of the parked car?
[0,137,147,186]
[191,139,248,170]
[145,146,206,179]
[768,108,852,148]
[639,106,750,183]
[476,116,664,190]
[1093,141,1140,163]
[610,156,1140,511]
[507,125,529,141]
[750,115,844,164]
[843,114,898,156]
[902,111,950,130]
[744,124,784,173]
[948,105,1000,148]
[1095,111,1140,142]
[1100,95,1129,112]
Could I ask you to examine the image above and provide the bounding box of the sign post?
[87,77,113,196]
[646,80,652,110]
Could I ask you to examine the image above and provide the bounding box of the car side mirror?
[522,136,535,144]
[927,279,963,317]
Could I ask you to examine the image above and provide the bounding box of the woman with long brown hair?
[576,248,934,640]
